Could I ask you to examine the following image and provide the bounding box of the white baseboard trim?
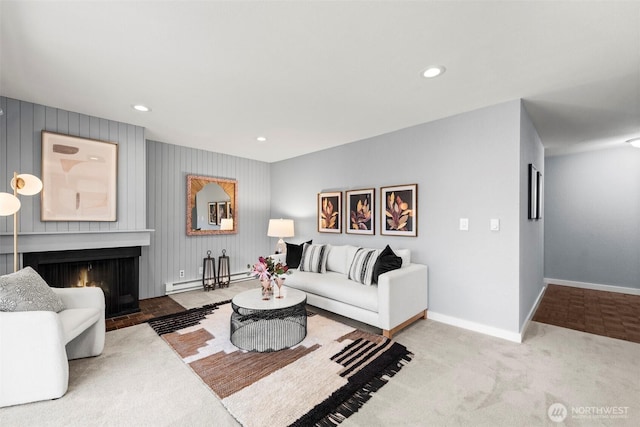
[519,285,546,338]
[544,278,640,296]
[165,280,202,295]
[428,311,522,343]
[165,275,253,295]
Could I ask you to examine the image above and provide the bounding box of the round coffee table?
[230,287,307,352]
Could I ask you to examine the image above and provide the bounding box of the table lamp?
[267,218,294,254]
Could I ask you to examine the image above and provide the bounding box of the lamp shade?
[0,192,21,216]
[11,174,43,196]
[220,218,234,230]
[267,219,294,238]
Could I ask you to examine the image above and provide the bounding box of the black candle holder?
[218,249,230,288]
[202,250,216,291]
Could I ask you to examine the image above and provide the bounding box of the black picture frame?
[528,164,538,220]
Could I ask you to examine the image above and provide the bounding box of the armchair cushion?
[0,267,65,313]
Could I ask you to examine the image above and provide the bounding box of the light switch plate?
[459,218,469,231]
[490,218,500,231]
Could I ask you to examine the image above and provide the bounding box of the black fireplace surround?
[23,247,141,318]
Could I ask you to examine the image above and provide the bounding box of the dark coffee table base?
[230,300,307,352]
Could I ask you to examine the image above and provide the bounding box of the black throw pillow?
[285,240,312,269]
[372,245,402,284]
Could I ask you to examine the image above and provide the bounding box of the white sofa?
[0,287,105,407]
[273,245,428,338]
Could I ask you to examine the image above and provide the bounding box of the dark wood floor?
[107,284,640,344]
[533,284,640,343]
[105,296,185,331]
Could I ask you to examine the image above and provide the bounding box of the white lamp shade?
[267,219,295,238]
[11,174,43,196]
[220,218,234,230]
[0,192,21,216]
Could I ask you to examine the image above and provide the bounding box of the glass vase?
[261,279,273,300]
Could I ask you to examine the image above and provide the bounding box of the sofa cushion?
[285,271,378,312]
[325,245,360,275]
[348,248,381,285]
[0,267,65,313]
[285,240,312,268]
[372,245,403,283]
[298,243,328,273]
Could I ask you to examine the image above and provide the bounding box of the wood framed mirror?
[187,175,237,235]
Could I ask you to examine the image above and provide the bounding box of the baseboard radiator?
[165,272,252,295]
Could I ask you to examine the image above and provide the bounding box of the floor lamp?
[0,172,43,272]
[0,192,21,265]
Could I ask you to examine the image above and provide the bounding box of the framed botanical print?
[346,188,374,235]
[318,191,342,233]
[381,184,417,237]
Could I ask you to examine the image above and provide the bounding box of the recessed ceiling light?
[422,65,446,79]
[256,136,267,142]
[132,104,150,112]
[627,137,640,148]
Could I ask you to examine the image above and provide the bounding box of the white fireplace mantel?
[0,230,153,255]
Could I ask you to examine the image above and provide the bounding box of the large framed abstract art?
[346,188,374,235]
[41,131,118,221]
[318,191,342,233]
[381,184,417,237]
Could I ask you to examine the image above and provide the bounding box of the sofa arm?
[0,311,69,407]
[269,253,287,265]
[377,263,428,332]
[53,287,105,310]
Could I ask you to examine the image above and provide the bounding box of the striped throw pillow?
[298,243,328,273]
[348,248,380,285]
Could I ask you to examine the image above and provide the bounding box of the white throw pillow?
[325,245,344,273]
[394,249,411,267]
[298,243,328,273]
[0,267,65,312]
[348,248,381,285]
[344,245,361,273]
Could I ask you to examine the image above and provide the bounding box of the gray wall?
[544,146,640,289]
[0,96,146,273]
[519,105,545,328]
[272,100,541,335]
[144,141,272,299]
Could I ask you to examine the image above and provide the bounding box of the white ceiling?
[1,1,639,162]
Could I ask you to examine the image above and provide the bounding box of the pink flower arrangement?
[248,256,290,282]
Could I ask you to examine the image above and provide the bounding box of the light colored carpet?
[1,281,638,426]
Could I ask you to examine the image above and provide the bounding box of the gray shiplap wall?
[143,140,271,299]
[0,97,146,274]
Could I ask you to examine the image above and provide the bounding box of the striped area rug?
[148,301,412,427]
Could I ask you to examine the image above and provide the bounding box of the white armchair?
[0,286,105,407]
